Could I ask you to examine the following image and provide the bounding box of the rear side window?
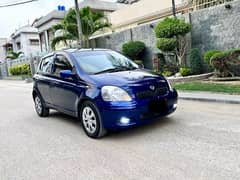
[39,56,53,74]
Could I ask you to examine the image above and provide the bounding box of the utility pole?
[74,0,84,47]
[172,0,176,17]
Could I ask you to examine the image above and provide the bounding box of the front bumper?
[96,89,178,129]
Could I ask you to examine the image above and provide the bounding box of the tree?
[6,51,23,60]
[51,7,111,49]
[155,17,191,66]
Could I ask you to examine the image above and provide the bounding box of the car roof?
[41,48,111,59]
[63,48,110,53]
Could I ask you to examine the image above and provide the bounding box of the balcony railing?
[183,0,234,12]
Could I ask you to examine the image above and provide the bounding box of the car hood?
[89,69,167,87]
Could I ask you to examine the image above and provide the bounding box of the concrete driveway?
[0,80,240,180]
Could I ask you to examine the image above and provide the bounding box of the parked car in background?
[32,49,178,138]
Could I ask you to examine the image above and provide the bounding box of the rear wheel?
[80,101,106,138]
[34,94,49,117]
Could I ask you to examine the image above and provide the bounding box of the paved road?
[0,80,240,180]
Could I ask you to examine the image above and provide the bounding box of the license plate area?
[148,99,168,113]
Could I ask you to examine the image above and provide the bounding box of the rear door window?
[39,56,53,74]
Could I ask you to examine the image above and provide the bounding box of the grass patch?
[174,82,240,94]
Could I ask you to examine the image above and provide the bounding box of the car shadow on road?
[48,110,176,139]
[106,116,177,140]
[48,110,80,125]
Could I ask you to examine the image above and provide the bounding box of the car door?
[35,55,54,105]
[50,54,79,115]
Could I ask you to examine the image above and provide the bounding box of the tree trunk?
[74,0,84,47]
[85,36,90,48]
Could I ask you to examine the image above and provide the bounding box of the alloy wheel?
[82,106,97,134]
[35,96,42,115]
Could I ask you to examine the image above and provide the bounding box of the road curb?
[179,96,240,104]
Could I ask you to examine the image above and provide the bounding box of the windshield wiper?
[94,66,137,75]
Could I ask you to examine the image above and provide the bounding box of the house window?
[30,39,40,46]
[16,42,21,50]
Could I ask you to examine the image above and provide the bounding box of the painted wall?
[190,0,240,53]
[109,0,186,30]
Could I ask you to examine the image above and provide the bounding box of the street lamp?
[172,0,176,17]
[74,0,84,47]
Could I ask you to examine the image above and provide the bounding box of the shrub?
[134,60,143,65]
[156,38,177,52]
[180,67,192,76]
[211,49,240,77]
[122,41,145,60]
[9,64,31,76]
[189,49,204,75]
[163,63,179,75]
[204,50,222,67]
[162,70,173,77]
[155,17,191,38]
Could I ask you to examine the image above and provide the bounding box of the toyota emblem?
[149,85,155,91]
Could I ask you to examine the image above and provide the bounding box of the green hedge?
[189,48,204,75]
[122,41,145,60]
[211,49,240,77]
[204,50,222,67]
[9,64,31,76]
[180,67,192,76]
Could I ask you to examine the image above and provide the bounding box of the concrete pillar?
[45,30,49,52]
[29,57,35,76]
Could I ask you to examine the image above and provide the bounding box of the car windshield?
[73,50,139,74]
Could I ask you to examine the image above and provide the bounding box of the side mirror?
[60,70,75,79]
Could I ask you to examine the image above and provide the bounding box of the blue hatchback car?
[33,49,178,138]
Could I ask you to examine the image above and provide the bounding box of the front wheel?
[80,101,107,138]
[34,94,49,117]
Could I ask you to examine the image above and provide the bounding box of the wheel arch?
[77,97,95,118]
[32,88,46,106]
[32,89,38,99]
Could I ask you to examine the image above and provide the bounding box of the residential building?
[10,25,40,57]
[34,0,127,53]
[34,9,67,53]
[0,38,8,63]
[117,0,140,4]
[78,0,127,16]
[109,0,188,32]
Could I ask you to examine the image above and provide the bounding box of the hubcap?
[35,96,42,114]
[82,106,97,134]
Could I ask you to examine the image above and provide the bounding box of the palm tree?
[6,51,23,60]
[51,7,111,49]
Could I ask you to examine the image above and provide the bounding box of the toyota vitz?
[33,49,178,138]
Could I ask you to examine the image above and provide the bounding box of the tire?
[80,101,107,138]
[34,94,49,117]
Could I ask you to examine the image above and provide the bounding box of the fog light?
[173,103,177,109]
[120,117,130,124]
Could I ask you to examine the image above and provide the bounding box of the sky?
[0,0,116,38]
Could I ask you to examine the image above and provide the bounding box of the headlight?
[101,86,132,102]
[166,78,173,91]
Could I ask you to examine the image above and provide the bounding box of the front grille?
[136,87,168,99]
